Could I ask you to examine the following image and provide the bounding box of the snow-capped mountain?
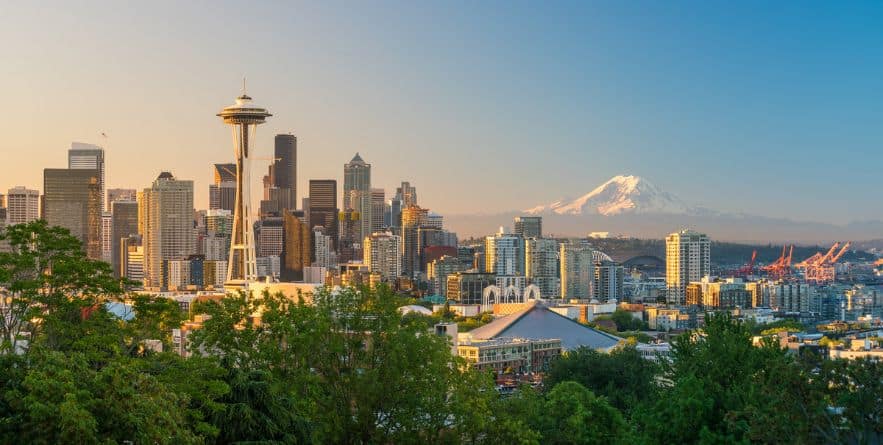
[526,175,693,216]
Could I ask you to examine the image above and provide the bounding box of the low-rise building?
[457,337,561,374]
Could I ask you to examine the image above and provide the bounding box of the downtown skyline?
[2,2,883,224]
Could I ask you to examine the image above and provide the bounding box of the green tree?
[0,221,125,354]
[611,309,647,332]
[546,345,659,414]
[539,381,632,445]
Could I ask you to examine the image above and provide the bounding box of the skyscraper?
[343,153,371,244]
[401,205,429,277]
[282,211,311,281]
[209,163,237,212]
[308,179,338,250]
[6,187,40,225]
[273,134,297,211]
[665,229,711,305]
[101,211,113,263]
[43,168,101,259]
[560,242,594,300]
[525,237,560,298]
[514,216,542,239]
[111,200,138,278]
[141,172,195,289]
[217,91,271,290]
[370,188,385,233]
[68,142,105,211]
[593,261,624,302]
[395,181,418,207]
[485,229,525,276]
[106,188,137,210]
[256,217,283,257]
[364,232,401,281]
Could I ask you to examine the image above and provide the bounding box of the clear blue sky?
[1,1,881,223]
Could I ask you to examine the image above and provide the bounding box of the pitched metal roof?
[468,301,622,351]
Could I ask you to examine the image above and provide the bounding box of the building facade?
[665,229,711,305]
[364,232,402,281]
[43,168,102,259]
[6,187,40,225]
[141,172,195,289]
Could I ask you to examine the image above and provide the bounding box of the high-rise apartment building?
[111,200,138,278]
[343,153,371,244]
[6,187,40,225]
[312,226,336,269]
[665,229,711,305]
[282,211,311,281]
[121,237,144,286]
[594,261,624,302]
[68,142,105,211]
[560,242,595,300]
[209,163,236,212]
[525,238,560,298]
[106,188,137,210]
[101,211,113,263]
[485,229,525,276]
[364,232,402,281]
[514,216,542,239]
[141,172,195,289]
[43,168,101,259]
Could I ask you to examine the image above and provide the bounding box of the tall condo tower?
[217,89,272,291]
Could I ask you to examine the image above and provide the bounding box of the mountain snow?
[526,175,693,216]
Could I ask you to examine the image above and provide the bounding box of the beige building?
[141,172,195,289]
[665,230,710,304]
[364,232,401,281]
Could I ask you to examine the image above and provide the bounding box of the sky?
[1,1,882,224]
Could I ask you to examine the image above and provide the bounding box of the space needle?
[217,84,271,292]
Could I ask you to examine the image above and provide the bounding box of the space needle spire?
[217,86,271,292]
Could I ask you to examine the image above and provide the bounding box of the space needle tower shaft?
[217,86,271,291]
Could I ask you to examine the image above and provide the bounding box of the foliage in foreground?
[0,222,881,444]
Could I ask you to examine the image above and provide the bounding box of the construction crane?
[797,241,851,285]
[731,250,757,277]
[761,245,793,279]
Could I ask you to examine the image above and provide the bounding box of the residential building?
[427,255,464,296]
[364,232,402,281]
[560,242,594,300]
[485,229,525,276]
[6,187,40,225]
[594,261,624,302]
[141,172,195,289]
[525,238,560,298]
[513,216,542,239]
[665,229,711,305]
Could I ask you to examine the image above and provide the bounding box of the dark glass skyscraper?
[273,134,297,211]
[43,168,102,259]
[308,180,338,251]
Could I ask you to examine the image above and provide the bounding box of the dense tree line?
[0,222,880,444]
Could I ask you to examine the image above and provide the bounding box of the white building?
[101,211,113,263]
[364,232,401,280]
[256,255,281,279]
[560,242,594,300]
[665,229,711,304]
[485,229,524,276]
[6,186,40,225]
[141,172,195,289]
[525,238,560,298]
